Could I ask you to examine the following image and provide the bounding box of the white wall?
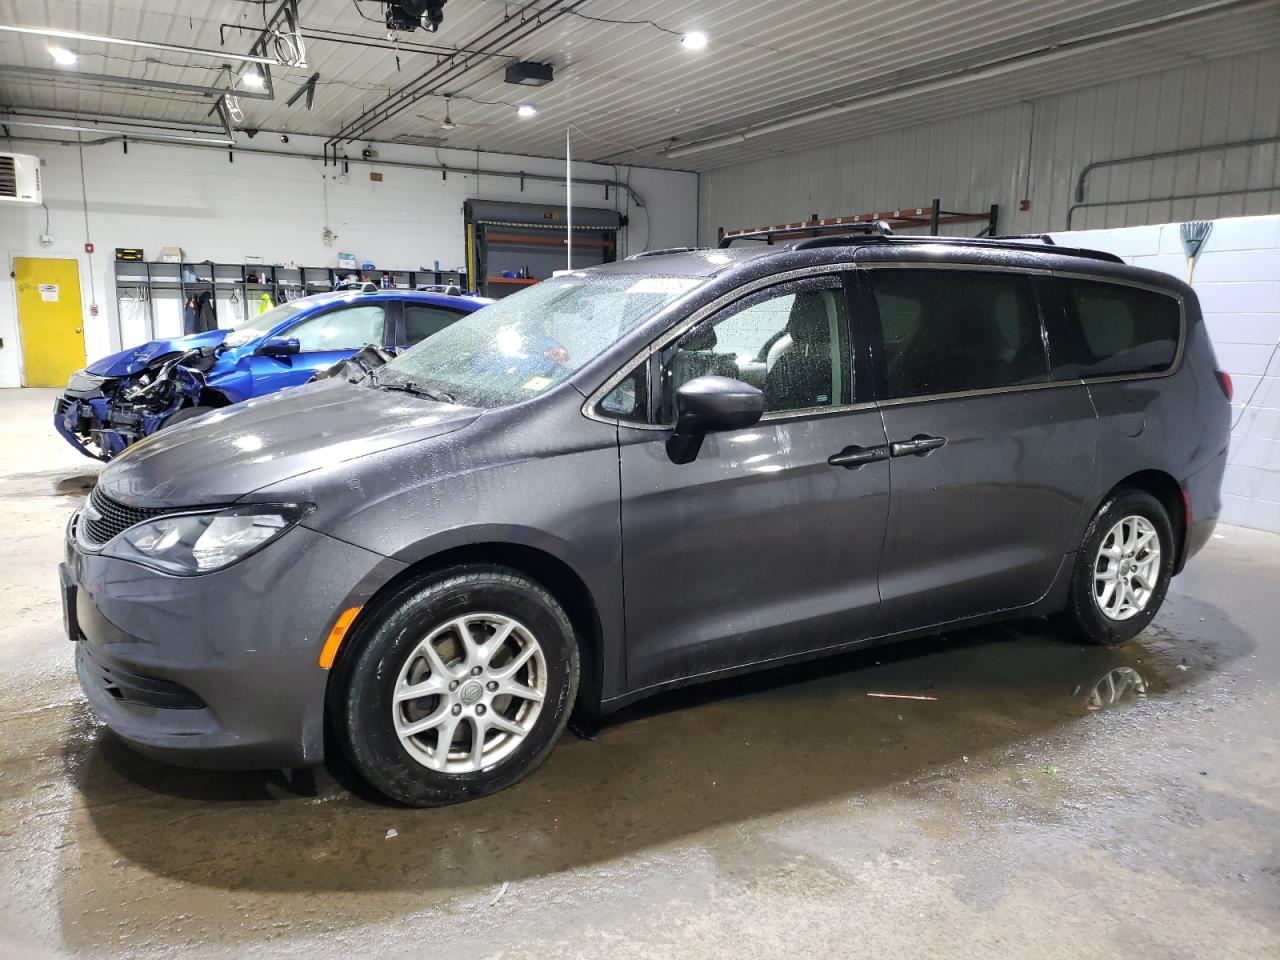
[1051,215,1280,534]
[699,48,1280,243]
[0,133,698,387]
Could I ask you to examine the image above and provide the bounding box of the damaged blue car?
[55,288,486,460]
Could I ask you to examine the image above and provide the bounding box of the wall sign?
[39,284,59,302]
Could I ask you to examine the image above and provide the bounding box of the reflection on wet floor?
[52,474,97,497]
[1085,665,1148,712]
[0,590,1250,953]
[0,470,99,499]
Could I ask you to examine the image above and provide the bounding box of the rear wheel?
[1059,487,1175,645]
[338,566,578,806]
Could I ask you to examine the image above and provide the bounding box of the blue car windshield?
[376,273,702,408]
[223,301,307,348]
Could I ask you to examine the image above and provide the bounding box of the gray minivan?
[61,234,1230,806]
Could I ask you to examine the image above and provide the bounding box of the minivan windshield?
[223,301,307,348]
[375,273,701,407]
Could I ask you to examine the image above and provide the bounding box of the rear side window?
[1050,279,1180,380]
[404,304,463,346]
[870,269,1046,399]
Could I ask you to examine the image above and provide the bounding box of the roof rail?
[993,233,1057,244]
[626,246,696,260]
[781,234,1124,264]
[788,222,895,250]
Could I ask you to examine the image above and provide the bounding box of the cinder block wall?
[1054,215,1280,533]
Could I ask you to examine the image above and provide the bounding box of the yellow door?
[14,257,86,387]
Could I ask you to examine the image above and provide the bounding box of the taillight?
[1215,370,1233,401]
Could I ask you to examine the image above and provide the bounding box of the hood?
[85,329,229,377]
[97,379,483,504]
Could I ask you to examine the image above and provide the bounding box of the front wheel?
[161,405,216,429]
[1059,487,1175,645]
[338,566,578,806]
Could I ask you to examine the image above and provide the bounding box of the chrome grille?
[81,487,170,546]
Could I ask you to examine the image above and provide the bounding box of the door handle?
[890,434,947,457]
[828,444,890,469]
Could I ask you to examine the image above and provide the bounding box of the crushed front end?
[54,350,217,460]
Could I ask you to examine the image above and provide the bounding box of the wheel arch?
[1107,469,1188,572]
[197,387,236,408]
[324,541,608,723]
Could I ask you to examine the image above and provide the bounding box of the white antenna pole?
[566,126,573,271]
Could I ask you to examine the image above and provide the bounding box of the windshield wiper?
[372,376,454,404]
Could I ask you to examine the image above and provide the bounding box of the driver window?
[658,278,850,420]
[290,304,386,352]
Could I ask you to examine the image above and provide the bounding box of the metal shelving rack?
[112,261,468,339]
[717,198,1000,246]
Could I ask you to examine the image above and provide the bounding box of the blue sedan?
[55,288,488,460]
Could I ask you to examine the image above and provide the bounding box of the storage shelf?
[112,259,468,341]
[486,276,540,285]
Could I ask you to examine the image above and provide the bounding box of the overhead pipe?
[664,0,1263,160]
[0,63,273,100]
[1,118,235,146]
[5,130,646,207]
[1065,186,1280,230]
[0,23,276,65]
[326,0,586,152]
[1074,136,1280,203]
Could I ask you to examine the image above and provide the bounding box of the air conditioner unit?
[0,153,43,205]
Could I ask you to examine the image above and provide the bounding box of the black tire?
[1059,486,1175,645]
[338,565,579,807]
[162,405,216,428]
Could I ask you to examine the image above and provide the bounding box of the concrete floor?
[1,385,1277,959]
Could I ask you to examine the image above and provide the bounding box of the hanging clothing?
[182,296,199,336]
[258,292,275,314]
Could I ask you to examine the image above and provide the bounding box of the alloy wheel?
[1093,515,1161,621]
[392,612,547,773]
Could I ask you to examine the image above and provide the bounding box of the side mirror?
[667,375,765,464]
[257,336,300,359]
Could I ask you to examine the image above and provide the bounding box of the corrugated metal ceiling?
[1,0,1277,170]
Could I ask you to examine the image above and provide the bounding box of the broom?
[1180,220,1212,283]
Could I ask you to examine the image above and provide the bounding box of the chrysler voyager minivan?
[61,232,1230,806]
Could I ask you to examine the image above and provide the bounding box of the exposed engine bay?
[55,348,220,461]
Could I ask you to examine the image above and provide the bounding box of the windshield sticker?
[522,375,554,392]
[625,278,700,294]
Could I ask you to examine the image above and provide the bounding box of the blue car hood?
[85,329,229,376]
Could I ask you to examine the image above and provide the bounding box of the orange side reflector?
[318,606,362,669]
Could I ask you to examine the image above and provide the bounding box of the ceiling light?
[48,46,77,65]
[241,69,264,89]
[681,31,707,50]
[516,103,537,118]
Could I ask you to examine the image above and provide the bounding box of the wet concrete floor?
[1,388,1277,958]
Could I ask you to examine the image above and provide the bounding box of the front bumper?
[65,519,404,769]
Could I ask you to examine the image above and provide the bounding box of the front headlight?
[101,503,312,575]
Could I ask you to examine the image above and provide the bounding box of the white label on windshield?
[625,278,700,294]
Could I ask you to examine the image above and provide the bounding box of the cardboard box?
[157,246,186,263]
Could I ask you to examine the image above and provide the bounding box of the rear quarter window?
[1050,278,1181,380]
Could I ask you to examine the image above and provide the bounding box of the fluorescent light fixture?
[681,31,708,50]
[516,103,538,118]
[48,46,77,65]
[241,68,264,89]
